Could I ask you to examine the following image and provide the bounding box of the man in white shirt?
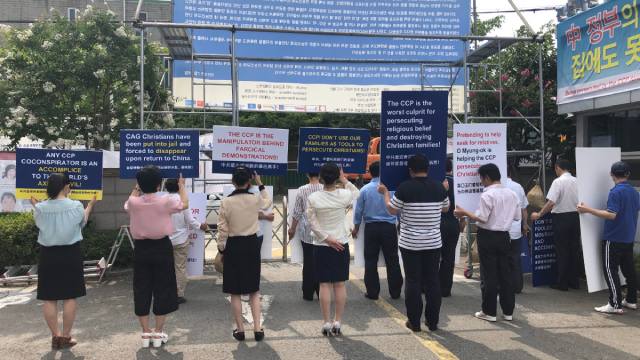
[455,163,521,322]
[165,179,208,304]
[504,168,529,294]
[531,159,581,291]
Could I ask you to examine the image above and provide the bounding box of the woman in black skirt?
[31,173,97,349]
[307,163,359,336]
[217,167,271,342]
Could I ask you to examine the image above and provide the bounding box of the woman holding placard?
[31,173,97,350]
[217,166,271,342]
[125,166,189,348]
[307,163,359,336]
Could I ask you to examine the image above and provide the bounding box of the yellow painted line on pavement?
[349,273,459,360]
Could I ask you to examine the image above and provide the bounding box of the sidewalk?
[0,262,639,359]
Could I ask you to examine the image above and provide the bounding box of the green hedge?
[0,212,132,270]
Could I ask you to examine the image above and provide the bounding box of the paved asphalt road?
[1,262,639,360]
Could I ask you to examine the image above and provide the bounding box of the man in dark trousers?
[455,163,521,322]
[352,161,403,300]
[378,154,449,332]
[531,159,581,291]
[439,159,465,297]
[577,161,639,314]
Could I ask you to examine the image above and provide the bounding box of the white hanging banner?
[576,147,621,293]
[187,193,207,277]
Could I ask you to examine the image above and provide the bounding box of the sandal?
[321,322,332,336]
[51,336,61,350]
[152,332,169,348]
[233,329,245,341]
[331,321,342,336]
[141,332,153,348]
[58,336,77,349]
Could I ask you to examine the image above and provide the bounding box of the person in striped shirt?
[288,173,323,300]
[378,154,450,332]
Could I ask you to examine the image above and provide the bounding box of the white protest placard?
[223,185,274,260]
[576,147,621,293]
[212,126,289,175]
[187,193,207,277]
[287,189,304,264]
[453,123,507,214]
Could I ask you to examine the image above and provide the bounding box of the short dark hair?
[1,192,16,202]
[369,161,380,177]
[478,163,501,182]
[3,164,16,178]
[555,158,572,171]
[408,153,429,173]
[611,161,631,178]
[164,178,179,193]
[319,163,340,185]
[446,158,453,173]
[307,172,319,178]
[136,166,163,194]
[46,173,71,199]
[232,166,252,187]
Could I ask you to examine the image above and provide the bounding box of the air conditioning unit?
[67,8,79,22]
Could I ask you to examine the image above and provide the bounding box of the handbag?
[213,252,224,274]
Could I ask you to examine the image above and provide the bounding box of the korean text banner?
[119,130,200,179]
[16,149,103,200]
[172,0,469,113]
[298,128,370,174]
[452,123,507,214]
[380,91,448,191]
[212,126,289,176]
[557,0,640,104]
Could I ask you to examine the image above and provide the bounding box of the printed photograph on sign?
[119,130,199,179]
[298,127,370,174]
[212,126,289,176]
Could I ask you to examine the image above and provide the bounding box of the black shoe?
[390,294,401,300]
[364,293,379,300]
[254,329,265,342]
[303,295,314,301]
[550,284,568,291]
[405,320,421,332]
[425,322,438,332]
[233,329,245,341]
[441,292,452,298]
[177,297,187,304]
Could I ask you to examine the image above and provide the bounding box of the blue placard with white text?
[15,148,103,200]
[298,127,370,174]
[119,130,199,179]
[532,214,557,287]
[380,91,448,191]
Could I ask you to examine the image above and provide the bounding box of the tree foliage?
[0,8,170,149]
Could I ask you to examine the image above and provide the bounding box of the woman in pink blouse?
[124,166,188,348]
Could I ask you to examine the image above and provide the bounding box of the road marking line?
[349,273,459,360]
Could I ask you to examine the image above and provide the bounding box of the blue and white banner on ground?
[576,147,621,293]
[452,123,507,214]
[298,127,370,174]
[187,193,207,277]
[15,148,103,200]
[212,126,289,176]
[380,91,448,191]
[532,214,557,287]
[119,130,199,179]
[521,236,533,274]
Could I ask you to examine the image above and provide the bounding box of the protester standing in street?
[307,163,359,336]
[455,163,521,322]
[378,154,449,332]
[217,167,271,342]
[504,168,530,294]
[531,159,581,291]
[165,179,208,305]
[32,173,97,350]
[352,161,403,300]
[577,161,639,314]
[125,166,189,348]
[439,159,464,297]
[288,173,323,300]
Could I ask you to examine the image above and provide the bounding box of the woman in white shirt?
[307,163,359,336]
[165,179,208,304]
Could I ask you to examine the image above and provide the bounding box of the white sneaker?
[152,332,169,348]
[622,300,637,310]
[594,303,624,314]
[503,314,513,321]
[474,311,497,322]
